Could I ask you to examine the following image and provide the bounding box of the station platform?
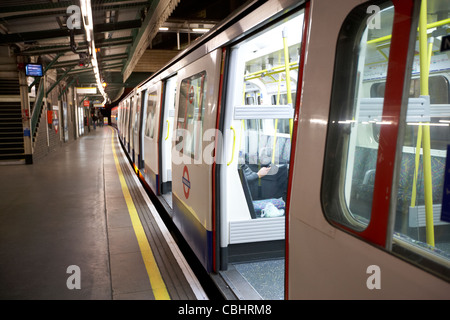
[0,126,207,300]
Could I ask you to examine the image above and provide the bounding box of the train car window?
[128,98,134,144]
[324,0,450,278]
[323,1,395,231]
[145,91,158,139]
[391,3,450,272]
[176,71,207,159]
[370,76,450,145]
[134,93,141,134]
[124,100,130,142]
[371,76,449,103]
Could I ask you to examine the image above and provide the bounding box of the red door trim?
[284,0,311,300]
[211,47,227,273]
[361,0,415,247]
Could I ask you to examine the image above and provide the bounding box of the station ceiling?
[0,0,244,104]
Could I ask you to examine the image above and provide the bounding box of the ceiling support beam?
[50,53,128,69]
[67,62,124,76]
[21,37,133,55]
[0,1,75,19]
[0,20,141,44]
[0,1,148,21]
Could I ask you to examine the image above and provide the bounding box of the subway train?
[111,0,449,299]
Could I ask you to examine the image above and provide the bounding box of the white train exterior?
[114,0,449,299]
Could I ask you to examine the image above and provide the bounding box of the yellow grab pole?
[244,62,298,80]
[410,125,422,208]
[410,16,434,212]
[240,82,246,161]
[367,18,450,45]
[427,40,433,67]
[272,119,279,164]
[282,28,294,139]
[272,70,283,164]
[419,0,435,246]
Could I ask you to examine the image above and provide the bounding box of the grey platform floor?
[0,126,204,300]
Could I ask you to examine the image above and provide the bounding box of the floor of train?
[231,259,284,300]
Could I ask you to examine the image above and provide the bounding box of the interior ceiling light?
[192,28,209,33]
[80,0,108,105]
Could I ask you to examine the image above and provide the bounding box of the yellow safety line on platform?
[110,128,170,300]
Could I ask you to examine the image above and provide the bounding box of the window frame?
[176,70,207,159]
[145,90,159,139]
[321,0,419,248]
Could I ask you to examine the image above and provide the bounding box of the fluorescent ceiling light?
[80,0,108,104]
[192,28,209,33]
[407,122,449,126]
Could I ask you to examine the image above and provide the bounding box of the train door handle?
[165,120,170,141]
[227,126,236,166]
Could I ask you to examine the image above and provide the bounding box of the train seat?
[350,146,446,228]
[238,164,286,219]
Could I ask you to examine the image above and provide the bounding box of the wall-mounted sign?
[76,87,97,94]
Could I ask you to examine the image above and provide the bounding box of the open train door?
[158,75,177,204]
[217,7,308,299]
[172,49,223,272]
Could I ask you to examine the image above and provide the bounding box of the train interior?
[343,3,450,266]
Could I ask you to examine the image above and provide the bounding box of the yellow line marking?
[110,128,170,300]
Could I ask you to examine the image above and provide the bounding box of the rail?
[30,79,44,138]
[416,0,435,246]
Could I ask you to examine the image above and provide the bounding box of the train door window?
[371,76,450,104]
[323,0,450,279]
[176,71,207,159]
[392,3,450,272]
[128,98,134,146]
[145,90,158,139]
[322,2,395,231]
[129,98,135,154]
[134,93,140,134]
[125,100,130,143]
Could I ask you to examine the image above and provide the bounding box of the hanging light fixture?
[80,0,108,105]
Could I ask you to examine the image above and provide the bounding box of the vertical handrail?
[410,40,433,209]
[410,125,422,208]
[418,0,435,246]
[272,71,282,164]
[282,27,293,139]
[227,126,236,166]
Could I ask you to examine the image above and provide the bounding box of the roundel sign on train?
[182,165,191,199]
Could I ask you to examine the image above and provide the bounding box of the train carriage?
[111,106,118,128]
[116,0,449,299]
